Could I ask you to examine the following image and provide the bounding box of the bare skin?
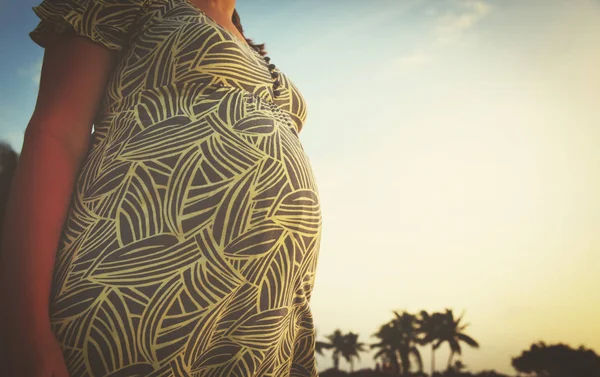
[189,0,246,43]
[0,30,118,377]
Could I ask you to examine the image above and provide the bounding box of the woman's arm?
[0,31,118,372]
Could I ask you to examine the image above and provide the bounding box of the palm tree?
[392,311,423,375]
[325,329,346,370]
[314,329,333,368]
[341,332,366,373]
[371,322,401,375]
[417,310,445,375]
[371,311,423,375]
[436,309,479,370]
[315,329,332,357]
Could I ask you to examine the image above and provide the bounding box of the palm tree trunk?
[399,349,410,376]
[431,344,435,375]
[334,353,339,370]
[391,351,401,376]
[350,358,354,373]
[446,351,453,371]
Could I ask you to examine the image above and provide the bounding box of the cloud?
[378,49,432,78]
[17,58,43,84]
[435,0,492,44]
[378,0,492,77]
[5,131,24,152]
[395,50,431,68]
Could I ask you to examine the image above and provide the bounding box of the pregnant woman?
[0,0,322,376]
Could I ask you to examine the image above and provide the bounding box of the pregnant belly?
[50,87,321,304]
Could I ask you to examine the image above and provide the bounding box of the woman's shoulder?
[30,0,152,51]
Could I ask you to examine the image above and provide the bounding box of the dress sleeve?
[29,0,149,51]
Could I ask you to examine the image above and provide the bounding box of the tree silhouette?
[325,329,346,370]
[371,311,423,375]
[473,371,510,377]
[320,330,366,372]
[370,321,400,375]
[0,141,18,250]
[436,309,479,370]
[393,311,423,375]
[448,359,467,374]
[341,332,366,373]
[512,342,600,377]
[313,309,600,377]
[315,329,333,357]
[371,322,401,375]
[417,310,445,374]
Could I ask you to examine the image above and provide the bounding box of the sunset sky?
[1,0,599,375]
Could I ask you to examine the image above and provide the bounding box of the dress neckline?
[183,0,261,58]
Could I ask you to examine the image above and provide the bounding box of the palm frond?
[457,333,480,348]
[450,338,461,354]
[373,347,393,360]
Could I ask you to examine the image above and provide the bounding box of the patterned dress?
[29,1,322,376]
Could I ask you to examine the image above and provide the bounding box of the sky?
[1,0,600,375]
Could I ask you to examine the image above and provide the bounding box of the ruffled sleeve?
[30,0,149,51]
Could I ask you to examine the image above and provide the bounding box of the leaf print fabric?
[29,1,322,376]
